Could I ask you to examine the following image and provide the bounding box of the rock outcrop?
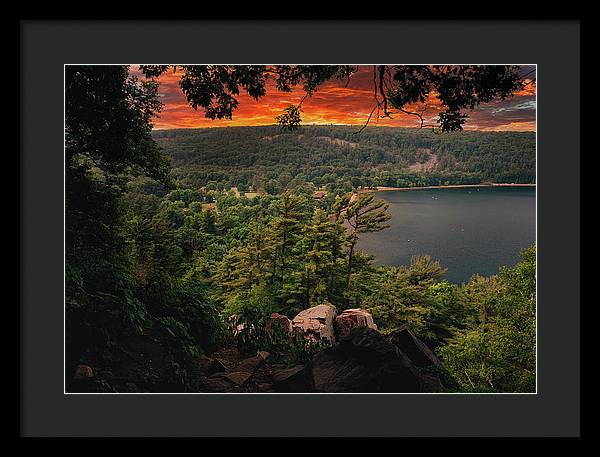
[309,327,422,393]
[334,308,378,339]
[270,326,448,393]
[205,357,231,376]
[205,351,270,390]
[386,324,441,368]
[291,304,337,343]
[270,306,378,344]
[80,305,448,393]
[272,365,314,392]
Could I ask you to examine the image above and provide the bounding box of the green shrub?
[224,285,332,364]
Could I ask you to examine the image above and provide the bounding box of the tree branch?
[354,102,383,134]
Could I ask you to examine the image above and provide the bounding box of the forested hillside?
[153,125,535,191]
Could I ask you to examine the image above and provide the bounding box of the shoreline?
[373,183,536,192]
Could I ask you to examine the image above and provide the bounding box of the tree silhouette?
[66,66,170,184]
[139,64,533,132]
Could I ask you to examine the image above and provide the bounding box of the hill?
[152,125,535,192]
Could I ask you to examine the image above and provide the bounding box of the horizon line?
[151,123,536,133]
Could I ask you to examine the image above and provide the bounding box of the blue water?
[357,187,536,283]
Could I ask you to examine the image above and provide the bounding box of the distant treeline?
[153,125,536,192]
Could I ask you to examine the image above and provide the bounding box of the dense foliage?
[439,247,536,392]
[92,177,538,392]
[153,125,535,192]
[65,66,222,389]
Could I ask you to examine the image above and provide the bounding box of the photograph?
[64,64,537,394]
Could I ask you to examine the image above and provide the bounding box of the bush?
[224,285,277,356]
[154,316,200,359]
[438,246,536,393]
[167,283,226,352]
[225,285,332,364]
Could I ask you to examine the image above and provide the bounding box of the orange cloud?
[134,66,536,132]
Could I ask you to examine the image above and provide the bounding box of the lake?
[357,186,536,283]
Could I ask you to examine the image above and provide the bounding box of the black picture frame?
[20,20,580,437]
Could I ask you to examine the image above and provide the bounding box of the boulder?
[73,365,94,380]
[204,373,243,392]
[219,351,270,387]
[386,324,441,368]
[223,371,253,386]
[419,371,447,393]
[234,351,268,372]
[334,308,378,339]
[266,313,293,334]
[309,327,424,393]
[205,358,231,376]
[291,304,337,343]
[272,365,314,392]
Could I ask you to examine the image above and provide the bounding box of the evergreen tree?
[339,192,391,290]
[303,209,336,307]
[267,192,309,290]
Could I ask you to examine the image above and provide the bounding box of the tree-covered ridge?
[153,125,535,191]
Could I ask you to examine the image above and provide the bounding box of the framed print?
[20,20,580,437]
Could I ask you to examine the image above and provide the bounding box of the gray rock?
[214,351,270,388]
[309,327,422,393]
[334,308,378,339]
[266,313,293,334]
[223,371,253,386]
[291,304,337,343]
[386,324,442,368]
[272,365,314,392]
[206,358,230,375]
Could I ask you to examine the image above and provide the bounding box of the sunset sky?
[137,65,536,132]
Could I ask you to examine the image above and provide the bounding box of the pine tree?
[303,209,336,307]
[212,220,273,305]
[340,192,391,290]
[267,192,308,288]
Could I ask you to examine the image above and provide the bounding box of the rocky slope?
[67,306,452,393]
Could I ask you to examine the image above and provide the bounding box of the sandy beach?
[374,183,536,192]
